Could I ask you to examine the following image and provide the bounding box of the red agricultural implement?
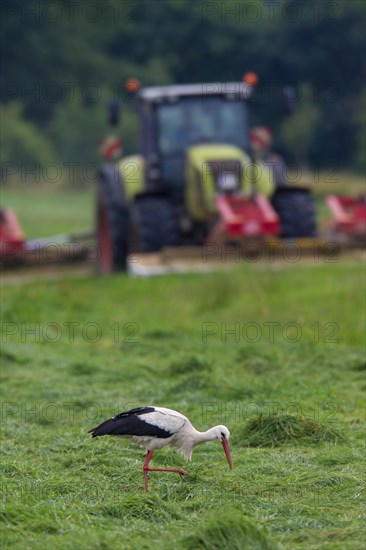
[326,195,366,242]
[0,209,25,262]
[211,193,366,245]
[210,194,280,240]
[0,208,94,267]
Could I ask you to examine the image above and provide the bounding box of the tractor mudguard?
[117,155,144,202]
[97,163,130,272]
[99,163,126,206]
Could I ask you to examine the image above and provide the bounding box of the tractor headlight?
[205,160,242,193]
[217,172,239,192]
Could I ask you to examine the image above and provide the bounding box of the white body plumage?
[131,407,202,460]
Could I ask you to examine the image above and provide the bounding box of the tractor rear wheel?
[133,196,181,252]
[272,187,317,238]
[97,164,129,273]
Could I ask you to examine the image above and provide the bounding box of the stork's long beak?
[221,439,232,470]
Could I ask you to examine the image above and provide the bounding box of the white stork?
[89,406,232,492]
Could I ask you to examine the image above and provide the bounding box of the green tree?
[1,102,55,182]
[280,84,321,166]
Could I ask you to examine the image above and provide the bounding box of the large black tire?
[272,187,317,238]
[133,196,181,252]
[97,164,129,273]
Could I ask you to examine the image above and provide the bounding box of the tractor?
[96,77,317,273]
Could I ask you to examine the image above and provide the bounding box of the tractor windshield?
[157,96,250,155]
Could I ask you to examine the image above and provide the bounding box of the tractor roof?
[139,82,252,101]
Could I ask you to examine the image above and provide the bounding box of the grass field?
[1,186,94,238]
[1,179,365,549]
[1,256,365,549]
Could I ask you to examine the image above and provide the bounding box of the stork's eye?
[221,432,226,439]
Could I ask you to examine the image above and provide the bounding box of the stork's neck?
[194,426,220,444]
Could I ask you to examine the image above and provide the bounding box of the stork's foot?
[142,450,188,492]
[146,467,188,476]
[143,467,189,492]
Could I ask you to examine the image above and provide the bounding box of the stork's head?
[213,425,232,470]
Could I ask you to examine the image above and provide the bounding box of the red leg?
[142,450,188,492]
[143,450,154,493]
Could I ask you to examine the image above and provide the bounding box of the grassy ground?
[1,257,365,549]
[0,186,94,238]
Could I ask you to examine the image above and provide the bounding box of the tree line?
[1,0,365,184]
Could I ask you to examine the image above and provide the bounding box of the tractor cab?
[139,84,252,199]
[116,82,274,215]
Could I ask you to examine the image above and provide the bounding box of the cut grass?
[1,260,365,550]
[239,413,345,447]
[182,509,276,550]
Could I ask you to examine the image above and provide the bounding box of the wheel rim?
[98,201,112,274]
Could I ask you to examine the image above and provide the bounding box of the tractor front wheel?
[133,196,181,252]
[272,187,317,238]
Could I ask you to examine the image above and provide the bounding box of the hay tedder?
[0,209,25,260]
[0,208,92,267]
[325,195,366,242]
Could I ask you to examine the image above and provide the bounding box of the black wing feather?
[89,407,173,439]
[114,406,155,419]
